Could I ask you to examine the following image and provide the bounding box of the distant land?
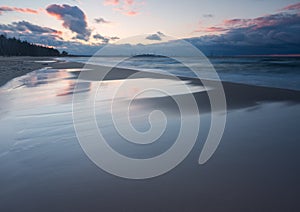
[0,34,68,57]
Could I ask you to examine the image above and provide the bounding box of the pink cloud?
[281,2,300,11]
[204,26,228,33]
[223,13,299,30]
[223,18,250,27]
[193,22,228,34]
[222,4,300,30]
[0,6,38,15]
[126,10,138,16]
[104,0,120,6]
[104,0,141,16]
[223,17,267,29]
[125,0,134,5]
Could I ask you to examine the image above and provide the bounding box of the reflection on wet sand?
[0,66,299,211]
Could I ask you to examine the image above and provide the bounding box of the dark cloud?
[110,36,120,41]
[226,13,300,45]
[203,14,213,18]
[0,21,64,50]
[188,11,300,55]
[146,32,165,41]
[93,34,110,44]
[157,31,165,37]
[0,20,116,55]
[46,4,91,41]
[94,18,110,24]
[146,34,161,41]
[223,13,300,30]
[0,21,62,36]
[93,33,120,44]
[18,21,60,34]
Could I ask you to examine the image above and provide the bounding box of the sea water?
[60,56,300,90]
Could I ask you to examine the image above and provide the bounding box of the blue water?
[59,56,300,91]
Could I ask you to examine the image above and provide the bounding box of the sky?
[0,0,299,55]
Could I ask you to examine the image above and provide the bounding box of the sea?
[59,56,300,91]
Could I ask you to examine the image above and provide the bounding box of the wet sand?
[0,57,84,87]
[0,57,53,87]
[1,56,300,107]
[0,57,300,211]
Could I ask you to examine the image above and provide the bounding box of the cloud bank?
[190,4,300,55]
[0,21,61,36]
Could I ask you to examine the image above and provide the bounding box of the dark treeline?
[0,34,63,56]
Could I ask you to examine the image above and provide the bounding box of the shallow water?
[0,67,300,211]
[60,56,300,90]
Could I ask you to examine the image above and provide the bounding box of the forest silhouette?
[0,34,64,56]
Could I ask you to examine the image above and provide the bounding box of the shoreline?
[1,56,300,107]
[0,57,56,87]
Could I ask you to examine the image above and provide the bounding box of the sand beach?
[0,56,299,211]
